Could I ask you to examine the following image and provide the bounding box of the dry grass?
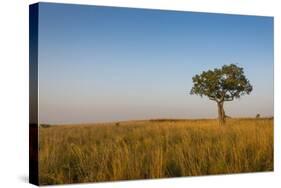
[39,118,273,185]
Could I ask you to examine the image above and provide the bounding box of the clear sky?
[38,3,274,124]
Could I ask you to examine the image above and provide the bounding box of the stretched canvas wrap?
[29,2,274,186]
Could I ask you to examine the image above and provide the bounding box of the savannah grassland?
[39,118,273,185]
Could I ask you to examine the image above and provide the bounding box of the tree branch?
[208,96,218,102]
[224,97,234,101]
[219,91,226,102]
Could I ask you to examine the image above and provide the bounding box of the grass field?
[38,118,273,185]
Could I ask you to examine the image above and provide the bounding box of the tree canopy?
[190,64,253,103]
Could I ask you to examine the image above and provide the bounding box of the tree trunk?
[217,102,225,125]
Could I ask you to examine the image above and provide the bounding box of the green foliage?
[190,64,253,102]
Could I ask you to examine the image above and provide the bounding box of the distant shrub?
[115,122,120,126]
[256,114,261,118]
[40,124,51,128]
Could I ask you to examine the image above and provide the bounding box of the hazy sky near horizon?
[38,3,273,124]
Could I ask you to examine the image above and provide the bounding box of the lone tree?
[190,64,252,125]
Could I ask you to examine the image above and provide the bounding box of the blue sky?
[38,3,274,124]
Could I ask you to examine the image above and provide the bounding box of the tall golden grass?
[39,118,273,185]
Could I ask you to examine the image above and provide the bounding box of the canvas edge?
[29,3,39,186]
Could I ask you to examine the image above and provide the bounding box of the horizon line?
[39,116,274,126]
